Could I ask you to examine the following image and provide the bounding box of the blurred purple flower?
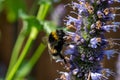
[51,4,66,26]
[91,72,104,80]
[90,37,100,48]
[64,45,78,55]
[102,25,119,32]
[104,50,117,59]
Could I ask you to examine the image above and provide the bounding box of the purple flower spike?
[49,0,120,80]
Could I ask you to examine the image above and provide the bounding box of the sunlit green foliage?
[0,0,61,79]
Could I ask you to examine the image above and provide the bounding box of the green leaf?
[0,0,4,12]
[5,0,26,22]
[25,17,43,33]
[14,43,46,79]
[19,11,43,34]
[38,0,61,7]
[43,21,57,34]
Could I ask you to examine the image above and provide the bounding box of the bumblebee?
[48,30,67,63]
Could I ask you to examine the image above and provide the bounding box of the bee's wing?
[42,36,48,45]
[47,43,54,62]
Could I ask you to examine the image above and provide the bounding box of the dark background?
[0,0,120,80]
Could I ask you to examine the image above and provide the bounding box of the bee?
[48,30,67,63]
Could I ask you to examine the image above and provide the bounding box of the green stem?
[6,27,38,80]
[28,43,46,69]
[6,2,51,80]
[14,43,46,79]
[6,22,27,77]
[36,2,51,20]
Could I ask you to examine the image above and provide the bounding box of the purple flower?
[90,24,96,29]
[91,72,105,80]
[103,50,117,59]
[115,0,120,2]
[71,2,82,10]
[64,45,78,56]
[102,25,119,32]
[49,0,120,80]
[65,16,83,31]
[72,68,79,75]
[89,57,94,61]
[65,16,78,26]
[89,37,102,48]
[97,11,105,19]
[51,4,66,26]
[57,72,71,80]
[81,54,85,61]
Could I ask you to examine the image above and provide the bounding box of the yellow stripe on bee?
[51,31,58,40]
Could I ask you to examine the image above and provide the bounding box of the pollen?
[66,25,76,31]
[104,8,110,15]
[96,20,102,29]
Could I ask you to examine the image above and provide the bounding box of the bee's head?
[56,30,65,39]
[48,30,63,42]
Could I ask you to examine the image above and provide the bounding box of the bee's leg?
[59,53,67,64]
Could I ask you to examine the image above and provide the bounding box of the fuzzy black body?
[48,30,66,63]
